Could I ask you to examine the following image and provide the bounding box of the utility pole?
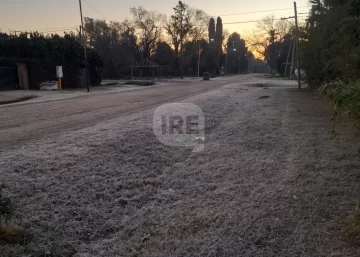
[284,39,292,79]
[79,0,90,92]
[225,48,228,76]
[180,39,184,79]
[197,42,201,77]
[294,1,301,90]
[79,25,82,43]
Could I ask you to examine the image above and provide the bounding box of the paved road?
[0,76,253,149]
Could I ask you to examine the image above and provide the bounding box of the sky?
[0,0,310,37]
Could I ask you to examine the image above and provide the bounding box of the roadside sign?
[56,66,63,78]
[56,66,63,91]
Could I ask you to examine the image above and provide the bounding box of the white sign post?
[56,66,63,91]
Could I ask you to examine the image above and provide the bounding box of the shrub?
[0,32,104,88]
[318,80,360,122]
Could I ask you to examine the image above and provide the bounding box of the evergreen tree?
[208,18,216,42]
[215,17,223,50]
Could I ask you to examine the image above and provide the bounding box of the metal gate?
[0,67,18,90]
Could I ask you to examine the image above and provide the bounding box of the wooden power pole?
[79,0,90,92]
[294,1,301,90]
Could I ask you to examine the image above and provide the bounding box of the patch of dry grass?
[344,201,360,246]
[0,225,30,245]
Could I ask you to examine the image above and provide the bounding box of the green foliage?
[0,187,14,225]
[303,0,360,87]
[318,80,360,121]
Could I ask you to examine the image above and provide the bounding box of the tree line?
[0,1,272,88]
[83,1,256,79]
[301,0,360,121]
[302,0,360,86]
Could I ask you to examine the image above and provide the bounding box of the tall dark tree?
[215,17,223,49]
[303,0,360,86]
[208,18,216,42]
[226,33,248,74]
[164,1,194,78]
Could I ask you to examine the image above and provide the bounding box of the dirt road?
[0,77,249,149]
[0,75,359,256]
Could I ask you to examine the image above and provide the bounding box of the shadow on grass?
[0,96,38,106]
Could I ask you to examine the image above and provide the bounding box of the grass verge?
[317,80,360,126]
[318,81,360,246]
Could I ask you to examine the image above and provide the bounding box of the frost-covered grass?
[0,80,359,256]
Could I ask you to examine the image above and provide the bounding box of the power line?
[26,26,78,31]
[82,0,107,19]
[217,6,308,17]
[223,15,307,25]
[15,28,78,34]
[36,28,78,33]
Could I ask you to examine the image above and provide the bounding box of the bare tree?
[187,9,209,43]
[130,6,163,59]
[247,15,291,66]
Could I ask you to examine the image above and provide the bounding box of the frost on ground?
[0,80,360,256]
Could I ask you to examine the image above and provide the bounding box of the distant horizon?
[0,0,310,38]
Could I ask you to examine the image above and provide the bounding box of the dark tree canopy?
[208,18,216,42]
[215,17,223,47]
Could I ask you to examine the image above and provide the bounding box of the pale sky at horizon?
[0,0,310,37]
